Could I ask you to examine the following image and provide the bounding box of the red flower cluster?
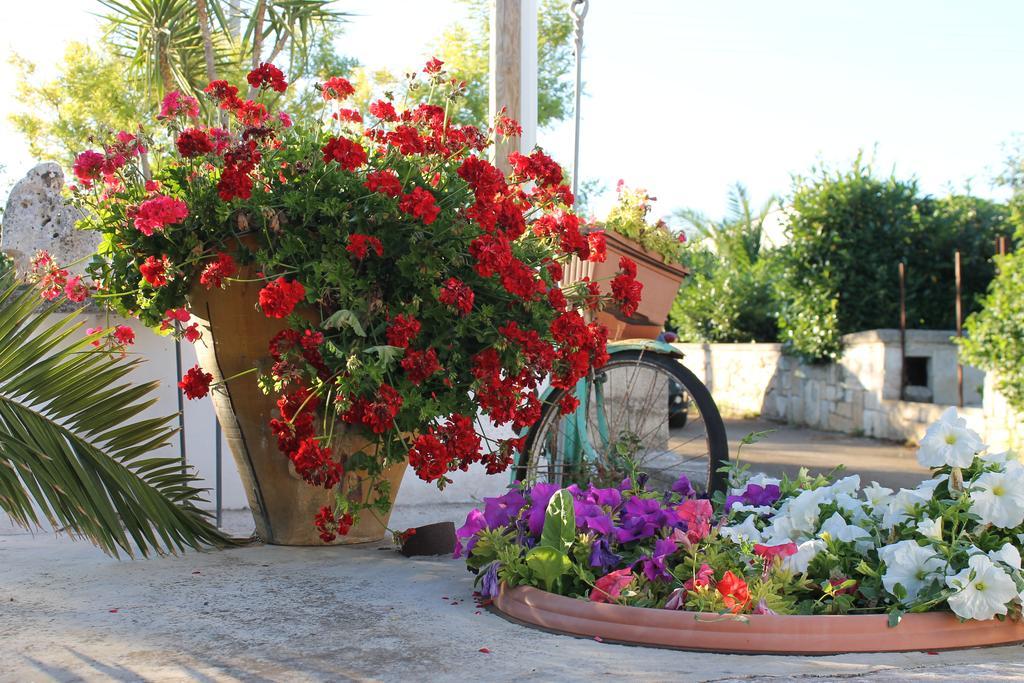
[179,365,213,399]
[610,256,643,318]
[199,253,238,289]
[369,99,398,121]
[407,414,481,482]
[364,169,402,196]
[176,128,214,157]
[321,76,355,100]
[398,187,440,225]
[346,234,383,260]
[258,277,305,318]
[313,506,353,543]
[218,140,262,201]
[140,255,170,287]
[400,347,440,385]
[247,63,288,92]
[385,314,420,348]
[113,324,135,346]
[439,277,474,316]
[159,90,200,119]
[340,383,403,434]
[322,136,368,171]
[133,195,188,236]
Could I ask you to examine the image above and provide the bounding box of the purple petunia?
[613,496,675,543]
[725,483,781,512]
[454,508,487,558]
[527,482,560,537]
[589,536,622,569]
[671,473,695,498]
[480,561,502,599]
[641,537,678,582]
[483,488,527,529]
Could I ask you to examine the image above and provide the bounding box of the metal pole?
[898,262,907,399]
[955,250,963,408]
[215,416,223,527]
[569,0,589,200]
[174,329,187,473]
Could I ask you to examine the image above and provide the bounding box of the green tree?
[10,0,347,163]
[670,184,781,343]
[10,46,150,162]
[778,154,1008,362]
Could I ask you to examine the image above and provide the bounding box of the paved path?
[1,423,993,682]
[2,518,1023,683]
[722,418,931,491]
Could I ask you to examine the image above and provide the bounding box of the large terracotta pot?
[187,257,405,546]
[493,585,1024,654]
[564,231,687,341]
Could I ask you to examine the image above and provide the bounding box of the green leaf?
[364,345,404,366]
[740,429,776,446]
[0,275,234,557]
[540,488,575,553]
[888,608,905,628]
[322,309,365,336]
[525,545,571,591]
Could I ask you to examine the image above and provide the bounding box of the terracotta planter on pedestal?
[188,255,405,546]
[564,231,687,341]
[493,585,1024,654]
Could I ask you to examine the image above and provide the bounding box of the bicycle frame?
[513,339,684,484]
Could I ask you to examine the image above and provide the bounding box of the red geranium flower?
[159,90,200,119]
[258,277,306,318]
[140,255,170,287]
[247,63,288,92]
[73,150,105,186]
[346,234,384,260]
[439,277,474,316]
[423,57,444,74]
[368,99,398,122]
[134,195,188,236]
[179,365,214,399]
[176,128,214,157]
[322,136,367,171]
[398,187,440,225]
[364,169,402,197]
[400,347,441,385]
[199,253,238,289]
[321,76,355,100]
[386,314,421,348]
[113,324,135,346]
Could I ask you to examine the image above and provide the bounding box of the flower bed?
[459,409,1024,653]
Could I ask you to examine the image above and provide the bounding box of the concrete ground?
[3,421,1013,683]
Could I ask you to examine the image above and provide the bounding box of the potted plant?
[458,409,1024,653]
[65,59,642,545]
[572,182,688,341]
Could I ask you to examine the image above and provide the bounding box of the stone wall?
[672,331,1015,448]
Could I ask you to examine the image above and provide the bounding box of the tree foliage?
[777,155,1008,362]
[670,185,781,343]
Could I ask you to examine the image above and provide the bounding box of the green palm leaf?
[0,276,233,557]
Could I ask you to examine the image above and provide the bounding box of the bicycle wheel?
[516,350,729,495]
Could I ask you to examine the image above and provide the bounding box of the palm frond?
[0,276,234,557]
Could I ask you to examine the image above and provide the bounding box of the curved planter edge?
[492,584,1024,654]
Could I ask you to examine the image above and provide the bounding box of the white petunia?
[878,540,946,601]
[946,554,1019,621]
[881,487,932,530]
[863,482,894,511]
[981,450,1014,466]
[729,503,774,516]
[781,539,825,574]
[969,467,1024,529]
[762,513,799,545]
[719,514,763,544]
[785,487,832,536]
[835,492,869,523]
[915,516,943,541]
[988,543,1022,571]
[818,512,872,551]
[917,407,986,469]
[829,475,862,497]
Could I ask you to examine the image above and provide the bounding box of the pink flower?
[160,90,200,119]
[64,275,90,303]
[676,499,713,543]
[683,563,714,592]
[134,195,188,236]
[85,326,104,347]
[589,568,635,603]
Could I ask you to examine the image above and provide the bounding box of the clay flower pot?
[564,231,687,341]
[188,251,405,546]
[493,585,1024,654]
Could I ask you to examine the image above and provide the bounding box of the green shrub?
[959,247,1024,414]
[670,185,780,343]
[778,155,1008,362]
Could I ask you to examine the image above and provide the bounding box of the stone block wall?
[673,331,1015,448]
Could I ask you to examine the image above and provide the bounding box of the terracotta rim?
[492,584,1024,654]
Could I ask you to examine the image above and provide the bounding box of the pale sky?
[2,0,1023,221]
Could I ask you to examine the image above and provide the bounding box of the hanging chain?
[570,0,589,200]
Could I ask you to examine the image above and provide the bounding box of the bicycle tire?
[515,350,729,495]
